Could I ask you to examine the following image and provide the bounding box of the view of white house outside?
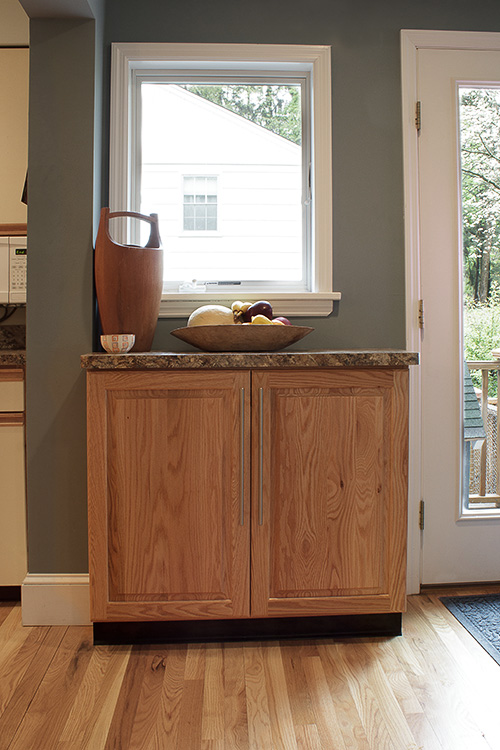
[140,84,303,288]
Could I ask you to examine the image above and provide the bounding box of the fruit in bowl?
[250,314,274,325]
[187,304,234,326]
[242,300,273,323]
[187,300,292,328]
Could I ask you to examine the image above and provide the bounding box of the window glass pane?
[460,86,500,511]
[141,82,302,282]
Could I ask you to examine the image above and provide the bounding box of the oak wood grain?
[1,587,500,748]
[251,369,408,618]
[87,370,251,622]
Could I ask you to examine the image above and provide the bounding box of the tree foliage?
[181,84,302,145]
[460,88,500,303]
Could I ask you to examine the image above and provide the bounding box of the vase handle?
[104,208,161,249]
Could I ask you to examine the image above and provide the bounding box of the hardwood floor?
[0,586,499,749]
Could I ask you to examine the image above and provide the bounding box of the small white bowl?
[100,333,135,353]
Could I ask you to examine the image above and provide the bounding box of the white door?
[416,45,500,584]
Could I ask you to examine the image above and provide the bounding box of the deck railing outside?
[466,359,500,506]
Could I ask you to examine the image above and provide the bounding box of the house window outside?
[110,43,339,316]
[183,176,217,231]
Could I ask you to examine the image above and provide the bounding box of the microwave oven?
[0,236,27,304]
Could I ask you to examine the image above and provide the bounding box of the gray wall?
[103,0,500,355]
[25,0,500,573]
[27,17,100,572]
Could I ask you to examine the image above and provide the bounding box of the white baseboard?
[22,573,91,626]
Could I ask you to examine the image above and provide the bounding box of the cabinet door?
[251,369,408,618]
[87,370,250,621]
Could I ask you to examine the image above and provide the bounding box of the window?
[183,176,217,232]
[110,43,340,316]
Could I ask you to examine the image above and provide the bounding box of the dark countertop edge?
[0,350,26,367]
[81,350,419,370]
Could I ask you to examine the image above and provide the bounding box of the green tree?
[180,84,302,144]
[460,88,500,303]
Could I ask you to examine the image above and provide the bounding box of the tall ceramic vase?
[94,208,163,352]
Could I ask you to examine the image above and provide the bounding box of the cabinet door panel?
[88,370,250,621]
[251,369,408,618]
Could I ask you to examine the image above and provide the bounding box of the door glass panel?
[460,86,500,511]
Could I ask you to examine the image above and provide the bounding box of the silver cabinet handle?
[240,387,245,526]
[259,387,264,525]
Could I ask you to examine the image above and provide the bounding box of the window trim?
[110,42,340,317]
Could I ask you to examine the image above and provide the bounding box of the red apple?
[273,316,292,325]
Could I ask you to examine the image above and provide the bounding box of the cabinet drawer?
[0,370,24,412]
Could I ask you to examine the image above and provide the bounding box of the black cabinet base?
[0,586,21,602]
[93,612,402,645]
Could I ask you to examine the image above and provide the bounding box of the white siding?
[140,85,302,283]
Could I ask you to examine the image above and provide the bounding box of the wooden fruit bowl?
[170,324,314,352]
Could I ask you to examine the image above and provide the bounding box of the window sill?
[159,291,341,318]
[457,506,500,521]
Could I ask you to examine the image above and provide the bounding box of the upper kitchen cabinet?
[0,47,28,227]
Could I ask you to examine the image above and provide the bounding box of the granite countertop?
[81,349,419,370]
[0,326,26,368]
[0,350,26,368]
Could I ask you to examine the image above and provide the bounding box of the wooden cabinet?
[87,370,250,621]
[0,368,27,587]
[250,369,408,618]
[87,367,408,623]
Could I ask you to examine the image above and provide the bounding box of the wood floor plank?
[185,642,206,681]
[410,594,500,750]
[316,640,371,749]
[302,653,347,750]
[334,640,416,750]
[175,676,204,749]
[201,643,225,742]
[262,643,298,750]
[0,602,16,628]
[151,645,188,750]
[0,625,66,750]
[294,723,322,750]
[128,648,172,750]
[103,645,155,750]
[0,588,498,749]
[372,637,444,750]
[0,620,50,715]
[243,644,274,750]
[0,606,29,676]
[7,626,93,750]
[279,641,316,728]
[58,644,131,749]
[223,643,249,749]
[401,598,494,750]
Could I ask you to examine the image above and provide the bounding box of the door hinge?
[415,101,422,132]
[418,299,424,329]
[419,500,425,530]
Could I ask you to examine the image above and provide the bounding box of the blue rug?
[440,594,500,666]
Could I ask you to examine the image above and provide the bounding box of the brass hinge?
[416,101,422,132]
[418,299,424,329]
[419,500,425,530]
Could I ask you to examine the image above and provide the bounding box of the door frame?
[401,29,500,594]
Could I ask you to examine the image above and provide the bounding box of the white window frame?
[110,42,340,317]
